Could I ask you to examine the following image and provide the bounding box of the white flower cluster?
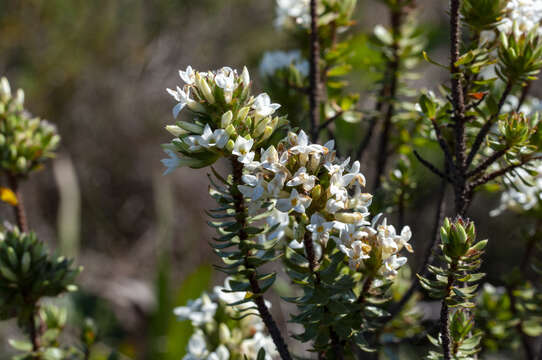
[500,0,542,37]
[235,129,413,278]
[490,161,542,216]
[259,50,309,78]
[162,66,284,174]
[174,278,278,360]
[275,0,310,29]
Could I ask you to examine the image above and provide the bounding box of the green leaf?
[8,339,32,351]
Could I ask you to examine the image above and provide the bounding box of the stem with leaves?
[7,174,28,233]
[230,159,293,360]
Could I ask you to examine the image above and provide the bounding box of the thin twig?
[373,8,402,191]
[318,110,344,132]
[7,174,28,233]
[441,262,458,360]
[230,159,293,360]
[517,81,532,112]
[413,151,452,182]
[467,155,542,190]
[465,148,509,179]
[309,0,321,142]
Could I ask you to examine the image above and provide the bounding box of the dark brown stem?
[413,151,452,182]
[309,0,321,142]
[373,8,402,191]
[441,262,458,360]
[507,287,534,360]
[7,174,28,233]
[230,159,292,360]
[356,276,374,305]
[28,304,40,352]
[302,231,344,359]
[398,189,405,228]
[466,148,509,179]
[387,177,447,321]
[467,155,542,190]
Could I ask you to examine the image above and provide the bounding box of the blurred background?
[0,0,539,358]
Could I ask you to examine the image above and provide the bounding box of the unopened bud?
[195,73,215,104]
[221,110,233,128]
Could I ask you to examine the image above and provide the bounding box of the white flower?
[167,86,192,118]
[276,188,312,213]
[240,332,278,360]
[259,50,309,77]
[200,124,229,149]
[232,137,255,164]
[179,66,196,85]
[215,70,237,92]
[396,226,413,253]
[288,130,326,155]
[499,0,542,37]
[253,93,281,118]
[336,223,367,247]
[174,293,217,327]
[380,254,408,278]
[342,161,366,187]
[183,331,209,360]
[208,345,229,360]
[161,149,182,175]
[339,240,371,270]
[306,213,334,243]
[377,219,399,259]
[267,171,287,197]
[184,135,205,152]
[239,174,266,201]
[242,66,251,87]
[286,167,317,191]
[326,197,346,213]
[266,208,290,241]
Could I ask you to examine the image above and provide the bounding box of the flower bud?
[259,126,274,142]
[195,73,215,104]
[225,139,235,152]
[242,66,250,87]
[225,124,237,137]
[219,323,231,344]
[221,110,233,128]
[237,106,250,123]
[311,184,322,202]
[187,100,207,114]
[165,125,187,137]
[335,212,365,224]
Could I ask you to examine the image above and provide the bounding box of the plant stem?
[302,231,344,359]
[373,7,402,191]
[230,159,293,360]
[28,303,40,352]
[309,0,321,142]
[441,262,458,360]
[7,174,28,233]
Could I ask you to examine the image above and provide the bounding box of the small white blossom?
[167,86,192,118]
[276,188,312,213]
[259,50,309,77]
[200,124,229,149]
[380,254,408,278]
[286,167,317,191]
[232,136,255,164]
[253,93,281,118]
[174,293,217,327]
[179,65,196,85]
[306,213,334,244]
[340,240,371,270]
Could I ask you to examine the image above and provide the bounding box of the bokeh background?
[0,0,539,358]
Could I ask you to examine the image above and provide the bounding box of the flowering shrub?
[2,0,542,359]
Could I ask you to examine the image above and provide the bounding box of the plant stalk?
[230,159,293,360]
[309,0,321,142]
[8,174,28,233]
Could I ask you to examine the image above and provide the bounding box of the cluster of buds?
[236,129,413,279]
[0,77,59,176]
[162,66,287,173]
[440,217,482,260]
[0,225,81,326]
[174,278,278,360]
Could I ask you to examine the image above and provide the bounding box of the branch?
[465,147,509,179]
[230,160,293,360]
[7,174,28,233]
[467,155,542,190]
[373,8,402,191]
[517,81,532,112]
[466,82,512,167]
[413,151,452,183]
[28,303,40,352]
[441,262,458,360]
[430,119,456,175]
[309,0,321,142]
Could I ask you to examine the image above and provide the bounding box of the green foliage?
[497,30,542,84]
[0,226,80,325]
[461,0,508,32]
[427,310,483,360]
[0,77,59,177]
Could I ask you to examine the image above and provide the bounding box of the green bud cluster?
[497,30,542,85]
[0,226,81,326]
[461,0,508,33]
[427,310,483,360]
[440,217,480,260]
[0,77,60,177]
